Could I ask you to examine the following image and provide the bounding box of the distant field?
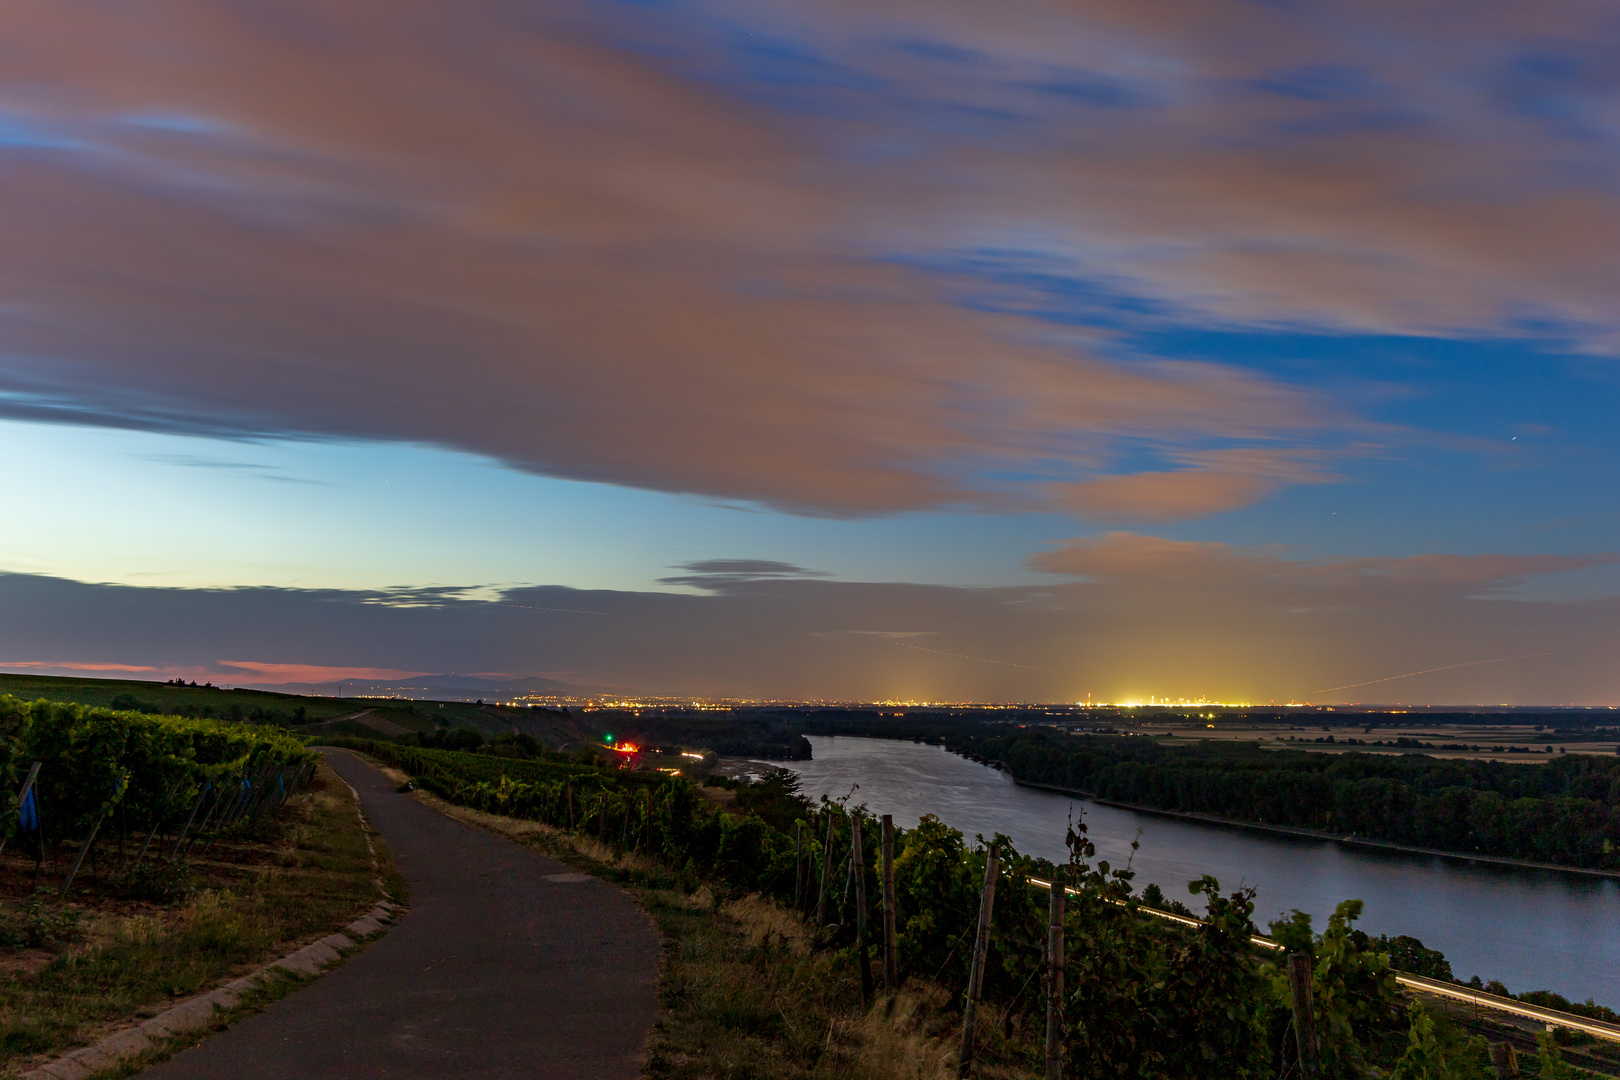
[0,673,513,737]
[0,673,360,725]
[1128,722,1620,763]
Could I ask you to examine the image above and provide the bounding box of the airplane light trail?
[1311,653,1552,695]
[889,640,1057,673]
[497,603,610,616]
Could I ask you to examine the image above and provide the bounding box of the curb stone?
[19,900,400,1080]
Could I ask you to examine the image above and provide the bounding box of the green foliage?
[583,711,812,760]
[890,814,976,979]
[367,736,1496,1080]
[902,726,1620,869]
[0,673,356,728]
[0,695,313,847]
[1374,934,1454,981]
[120,856,195,902]
[1060,820,1270,1080]
[1381,1004,1496,1080]
[1389,1003,1446,1080]
[1139,880,1194,916]
[1536,1032,1582,1080]
[405,727,486,752]
[1515,990,1620,1024]
[1,772,384,1068]
[1268,900,1397,1079]
[730,767,815,834]
[0,893,81,949]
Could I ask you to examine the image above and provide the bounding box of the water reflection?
[783,735,1620,1005]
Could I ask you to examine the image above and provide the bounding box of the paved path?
[145,751,660,1079]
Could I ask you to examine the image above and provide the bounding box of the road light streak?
[1025,876,1620,1043]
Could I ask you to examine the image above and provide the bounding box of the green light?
[604,733,613,742]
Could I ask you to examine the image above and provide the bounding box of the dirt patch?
[353,713,410,737]
[0,949,54,979]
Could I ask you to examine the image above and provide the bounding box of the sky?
[2,0,1618,703]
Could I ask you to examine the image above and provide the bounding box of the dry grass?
[0,762,393,1077]
[402,776,1030,1080]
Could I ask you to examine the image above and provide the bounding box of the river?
[779,734,1620,1006]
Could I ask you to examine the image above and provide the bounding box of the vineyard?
[355,741,671,792]
[336,736,1594,1079]
[0,696,315,891]
[4,703,1594,1078]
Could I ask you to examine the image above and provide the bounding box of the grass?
[0,761,398,1077]
[0,673,360,726]
[0,672,574,745]
[382,768,1032,1080]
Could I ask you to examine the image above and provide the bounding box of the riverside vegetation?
[332,735,1601,1079]
[0,698,396,1075]
[801,717,1620,872]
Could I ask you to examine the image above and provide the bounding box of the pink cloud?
[1051,471,1279,521]
[0,660,158,672]
[0,0,1614,523]
[0,0,1380,521]
[215,660,430,683]
[1029,531,1618,597]
[1048,446,1344,520]
[3,569,1619,705]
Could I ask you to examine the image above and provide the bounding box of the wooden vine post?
[61,771,126,899]
[60,809,107,898]
[852,816,874,1002]
[815,808,836,925]
[170,781,211,857]
[956,844,999,1079]
[1287,952,1319,1079]
[637,788,652,852]
[0,762,41,859]
[881,813,897,989]
[793,821,805,911]
[1045,870,1066,1080]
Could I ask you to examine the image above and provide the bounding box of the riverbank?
[789,734,1620,1003]
[1012,778,1620,881]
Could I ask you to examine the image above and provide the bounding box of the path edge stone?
[19,899,403,1080]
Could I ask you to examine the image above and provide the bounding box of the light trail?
[888,640,1057,674]
[1310,652,1552,695]
[1026,877,1620,1043]
[497,603,609,616]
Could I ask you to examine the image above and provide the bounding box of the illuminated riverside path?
[786,735,1620,1006]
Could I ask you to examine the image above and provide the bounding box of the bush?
[0,894,81,949]
[120,857,194,903]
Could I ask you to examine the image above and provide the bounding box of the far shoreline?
[1011,777,1620,882]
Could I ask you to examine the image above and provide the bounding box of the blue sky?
[1,0,1617,701]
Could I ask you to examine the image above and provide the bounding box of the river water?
[780,735,1620,1006]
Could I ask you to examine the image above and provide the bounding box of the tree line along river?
[783,734,1620,1007]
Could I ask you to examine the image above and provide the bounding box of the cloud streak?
[1,550,1615,704]
[8,0,1607,520]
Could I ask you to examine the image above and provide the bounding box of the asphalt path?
[144,750,661,1079]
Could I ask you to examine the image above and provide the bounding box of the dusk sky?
[2,0,1618,703]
